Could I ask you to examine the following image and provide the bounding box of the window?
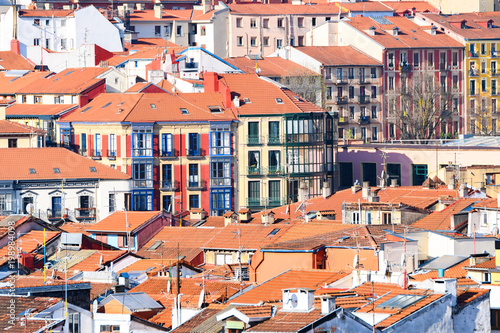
[248,151,260,174]
[132,129,153,157]
[452,52,458,67]
[163,195,172,212]
[482,60,487,74]
[211,159,231,186]
[290,37,294,46]
[45,19,49,25]
[176,26,182,36]
[60,38,67,50]
[352,212,360,224]
[189,195,199,209]
[481,43,486,55]
[200,26,206,36]
[0,194,12,213]
[312,17,317,26]
[34,95,42,104]
[326,86,333,99]
[188,163,199,188]
[155,25,161,36]
[482,78,487,92]
[162,133,174,156]
[470,80,476,95]
[34,19,40,26]
[268,121,280,144]
[370,67,377,79]
[263,18,269,28]
[236,17,242,28]
[237,36,243,46]
[371,105,377,119]
[298,36,304,46]
[268,150,280,174]
[54,96,63,104]
[162,164,173,189]
[248,181,260,206]
[277,18,283,28]
[348,67,354,79]
[8,139,17,148]
[61,19,66,27]
[108,193,115,213]
[389,77,394,90]
[348,86,354,99]
[298,17,304,28]
[188,133,200,156]
[68,313,80,333]
[276,39,283,49]
[371,127,378,141]
[45,39,50,49]
[383,212,392,224]
[388,53,394,67]
[248,122,259,144]
[412,164,428,186]
[210,131,230,155]
[109,134,116,156]
[133,163,153,188]
[22,197,33,214]
[387,163,401,186]
[250,37,256,47]
[263,37,270,47]
[133,191,152,211]
[51,196,62,217]
[94,133,101,156]
[60,128,72,147]
[486,174,495,185]
[349,106,355,119]
[250,19,256,28]
[211,188,231,216]
[413,52,419,67]
[100,324,120,332]
[371,86,376,98]
[493,80,497,95]
[268,180,280,205]
[81,133,87,154]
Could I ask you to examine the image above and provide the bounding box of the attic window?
[118,101,124,106]
[90,167,97,172]
[209,106,222,113]
[267,228,280,236]
[148,240,162,251]
[64,70,74,76]
[150,104,157,109]
[102,102,112,108]
[53,168,60,173]
[81,106,91,113]
[29,168,36,174]
[293,96,303,102]
[275,98,284,104]
[180,108,189,115]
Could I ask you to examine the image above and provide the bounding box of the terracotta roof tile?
[294,45,382,66]
[336,1,393,12]
[419,12,500,40]
[86,211,164,233]
[5,103,78,116]
[412,198,481,231]
[410,257,470,281]
[231,269,348,304]
[0,120,45,135]
[0,71,49,95]
[118,258,168,274]
[468,257,496,269]
[246,308,324,332]
[225,56,318,77]
[59,222,91,236]
[18,9,74,17]
[457,288,489,306]
[0,148,130,180]
[382,1,438,15]
[0,51,35,71]
[69,250,127,272]
[0,230,60,262]
[0,296,62,332]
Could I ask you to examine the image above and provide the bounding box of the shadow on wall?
[337,147,418,188]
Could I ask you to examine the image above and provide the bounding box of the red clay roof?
[0,71,49,95]
[294,46,382,66]
[231,269,348,304]
[86,211,163,233]
[18,9,74,17]
[16,67,108,94]
[336,1,392,13]
[5,103,78,116]
[225,56,318,77]
[412,198,481,231]
[382,1,438,15]
[0,51,35,71]
[0,296,62,332]
[410,257,471,281]
[246,308,324,332]
[0,230,60,262]
[344,15,463,49]
[468,257,496,269]
[0,120,45,135]
[128,9,195,22]
[0,148,131,180]
[69,250,127,272]
[418,12,500,40]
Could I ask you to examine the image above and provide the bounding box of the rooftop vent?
[180,108,189,115]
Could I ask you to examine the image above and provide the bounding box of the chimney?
[10,40,20,55]
[459,184,468,198]
[298,181,308,201]
[321,296,336,315]
[322,181,331,199]
[154,0,163,19]
[136,3,145,10]
[202,0,211,14]
[238,208,251,222]
[393,27,399,36]
[44,2,53,9]
[448,175,456,190]
[369,26,376,37]
[431,26,437,36]
[351,184,362,194]
[233,96,240,108]
[224,211,237,226]
[261,210,275,226]
[368,194,379,202]
[204,72,219,93]
[124,3,133,14]
[189,208,206,221]
[223,84,232,108]
[433,278,457,307]
[362,182,370,199]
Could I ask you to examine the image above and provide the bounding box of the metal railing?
[247,135,263,145]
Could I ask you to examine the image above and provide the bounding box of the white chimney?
[352,184,362,194]
[393,27,399,36]
[0,106,5,121]
[238,208,251,222]
[224,211,237,226]
[459,184,468,198]
[448,176,455,190]
[390,178,399,187]
[298,181,308,201]
[189,208,206,221]
[322,181,331,199]
[369,26,376,36]
[233,96,240,108]
[433,278,457,307]
[261,211,275,226]
[154,0,163,19]
[362,182,370,199]
[321,296,336,315]
[282,288,314,312]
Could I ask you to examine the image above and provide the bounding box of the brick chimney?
[204,72,219,93]
[222,84,232,108]
[10,39,20,55]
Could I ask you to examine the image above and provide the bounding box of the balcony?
[469,51,479,58]
[469,69,479,77]
[186,179,206,190]
[336,96,348,105]
[358,76,369,84]
[439,63,450,71]
[267,197,286,207]
[267,166,283,175]
[335,76,347,84]
[359,116,371,125]
[268,135,282,145]
[186,148,205,159]
[107,149,116,160]
[75,207,96,219]
[492,50,499,58]
[247,198,263,207]
[79,148,88,156]
[160,149,178,160]
[160,180,179,191]
[248,166,263,176]
[358,95,370,104]
[247,135,263,145]
[492,69,499,76]
[89,149,102,160]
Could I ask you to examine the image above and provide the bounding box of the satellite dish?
[289,294,298,308]
[493,226,499,236]
[26,203,35,215]
[255,67,261,74]
[400,253,406,267]
[397,273,406,288]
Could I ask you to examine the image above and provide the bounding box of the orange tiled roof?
[129,9,195,22]
[457,287,489,306]
[468,257,496,269]
[0,120,45,135]
[381,1,438,15]
[5,103,78,116]
[220,73,325,116]
[471,198,499,209]
[246,308,324,332]
[118,258,169,274]
[225,56,318,77]
[59,222,91,236]
[344,16,463,49]
[0,148,131,180]
[418,12,500,40]
[335,1,393,13]
[231,269,348,304]
[293,46,382,66]
[18,9,74,17]
[69,250,127,272]
[16,67,108,95]
[412,198,481,231]
[86,211,163,234]
[0,230,60,262]
[0,71,49,95]
[0,51,35,71]
[410,257,470,281]
[0,296,62,332]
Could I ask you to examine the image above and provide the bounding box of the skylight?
[90,167,97,172]
[53,168,60,173]
[29,168,36,174]
[64,70,74,76]
[209,106,222,113]
[275,98,284,104]
[118,101,125,106]
[81,106,91,113]
[150,104,157,109]
[377,294,425,310]
[148,240,163,251]
[267,228,280,237]
[180,108,189,115]
[102,102,112,108]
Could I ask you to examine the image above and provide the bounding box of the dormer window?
[275,98,284,104]
[209,106,222,113]
[150,104,157,109]
[392,27,399,36]
[29,168,36,174]
[180,108,189,115]
[461,21,467,29]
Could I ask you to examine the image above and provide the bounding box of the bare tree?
[386,72,456,141]
[471,94,497,136]
[278,68,323,107]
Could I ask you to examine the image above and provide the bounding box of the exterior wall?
[7,116,63,144]
[338,144,500,187]
[469,208,500,236]
[453,291,491,333]
[211,9,229,57]
[252,251,314,283]
[16,94,77,105]
[427,0,495,14]
[305,21,338,46]
[228,13,339,58]
[338,21,385,63]
[382,241,419,273]
[177,47,241,74]
[0,7,15,52]
[74,6,123,52]
[0,134,42,148]
[326,248,378,272]
[204,249,253,266]
[343,207,403,225]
